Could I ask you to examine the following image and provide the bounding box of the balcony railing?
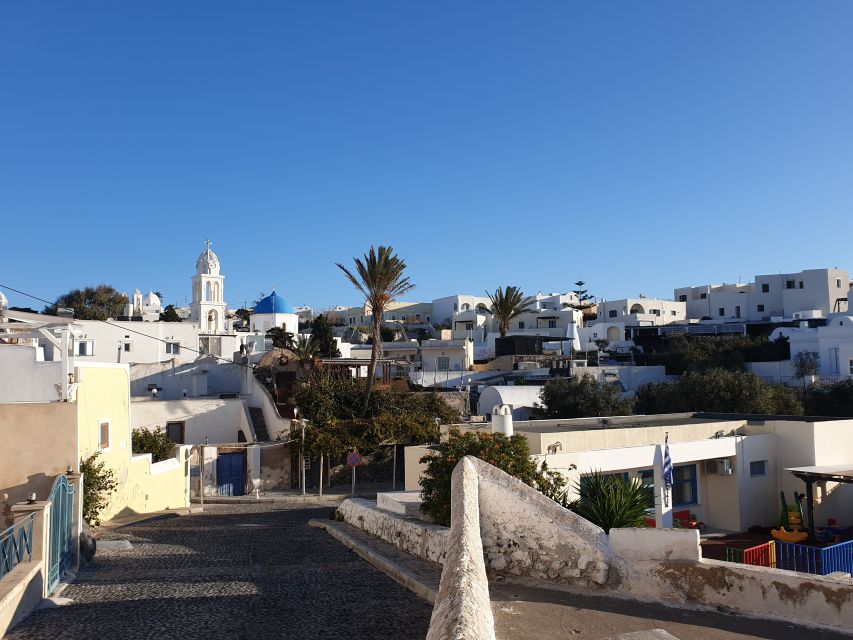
[0,512,35,581]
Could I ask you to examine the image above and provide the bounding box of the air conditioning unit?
[705,458,733,476]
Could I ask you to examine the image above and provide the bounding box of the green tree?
[159,304,182,322]
[563,471,652,533]
[792,351,820,395]
[45,284,128,320]
[132,428,177,463]
[419,429,554,526]
[292,334,321,376]
[311,315,341,357]
[806,380,853,416]
[266,327,295,349]
[294,368,458,460]
[235,307,252,324]
[635,369,803,415]
[643,335,790,375]
[80,452,117,528]
[571,280,595,309]
[336,246,415,413]
[485,286,534,337]
[536,375,635,419]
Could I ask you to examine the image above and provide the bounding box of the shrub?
[634,368,803,415]
[563,470,652,533]
[419,429,561,526]
[131,428,176,463]
[80,452,117,528]
[536,374,635,419]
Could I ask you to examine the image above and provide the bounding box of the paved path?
[7,504,433,639]
[491,583,853,640]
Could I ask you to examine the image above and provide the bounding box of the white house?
[762,315,853,382]
[593,297,686,327]
[675,268,850,323]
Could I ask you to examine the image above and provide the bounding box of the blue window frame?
[638,464,697,507]
[672,464,697,506]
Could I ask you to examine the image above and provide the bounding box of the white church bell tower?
[190,240,226,334]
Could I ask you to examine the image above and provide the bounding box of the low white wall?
[337,498,448,564]
[426,457,496,640]
[131,398,252,444]
[475,459,609,587]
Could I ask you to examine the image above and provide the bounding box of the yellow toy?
[771,527,808,544]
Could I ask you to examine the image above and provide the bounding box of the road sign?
[346,452,362,467]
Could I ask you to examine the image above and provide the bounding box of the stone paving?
[6,503,433,639]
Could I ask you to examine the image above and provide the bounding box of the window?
[650,309,660,316]
[609,310,617,318]
[671,465,697,506]
[671,310,677,316]
[165,422,185,444]
[77,340,94,356]
[735,306,741,318]
[762,283,770,293]
[718,308,725,317]
[426,316,431,322]
[122,342,132,352]
[416,313,421,320]
[464,322,473,331]
[837,278,843,288]
[678,295,687,302]
[99,421,110,449]
[848,359,853,375]
[757,304,765,313]
[700,293,707,299]
[786,280,795,289]
[750,460,767,477]
[436,357,450,371]
[639,469,655,508]
[165,341,180,355]
[453,303,458,311]
[548,320,557,328]
[518,321,525,329]
[799,281,804,289]
[830,348,839,373]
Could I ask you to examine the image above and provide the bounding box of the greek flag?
[663,433,673,492]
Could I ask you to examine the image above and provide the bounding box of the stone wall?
[476,459,609,587]
[339,456,853,637]
[336,498,448,565]
[426,457,495,640]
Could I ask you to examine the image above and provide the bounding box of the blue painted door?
[217,453,245,496]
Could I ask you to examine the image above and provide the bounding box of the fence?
[724,541,776,568]
[775,539,853,576]
[0,513,35,581]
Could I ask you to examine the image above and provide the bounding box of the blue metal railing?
[775,539,853,576]
[0,512,35,581]
[47,475,74,594]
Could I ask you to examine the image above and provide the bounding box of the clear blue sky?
[2,2,852,311]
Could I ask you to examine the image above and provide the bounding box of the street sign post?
[347,451,362,496]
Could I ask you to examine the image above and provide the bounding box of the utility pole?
[300,419,307,496]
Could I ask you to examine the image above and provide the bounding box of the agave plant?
[565,470,652,533]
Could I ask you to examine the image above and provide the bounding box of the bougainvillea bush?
[419,428,563,526]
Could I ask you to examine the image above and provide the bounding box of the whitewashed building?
[675,268,850,323]
[593,297,686,327]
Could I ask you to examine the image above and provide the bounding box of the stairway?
[248,406,270,442]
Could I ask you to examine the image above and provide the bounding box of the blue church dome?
[254,291,294,314]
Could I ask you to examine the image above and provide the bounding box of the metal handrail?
[0,512,35,581]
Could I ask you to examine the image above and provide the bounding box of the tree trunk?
[362,314,381,414]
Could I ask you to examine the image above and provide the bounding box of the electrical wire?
[0,283,257,370]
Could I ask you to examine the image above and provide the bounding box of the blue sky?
[1,2,852,311]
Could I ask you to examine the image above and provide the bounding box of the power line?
[0,283,257,370]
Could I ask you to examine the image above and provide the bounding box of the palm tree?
[485,286,533,337]
[565,471,652,533]
[337,246,415,412]
[292,335,321,376]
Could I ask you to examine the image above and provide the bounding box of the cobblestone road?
[7,504,433,640]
